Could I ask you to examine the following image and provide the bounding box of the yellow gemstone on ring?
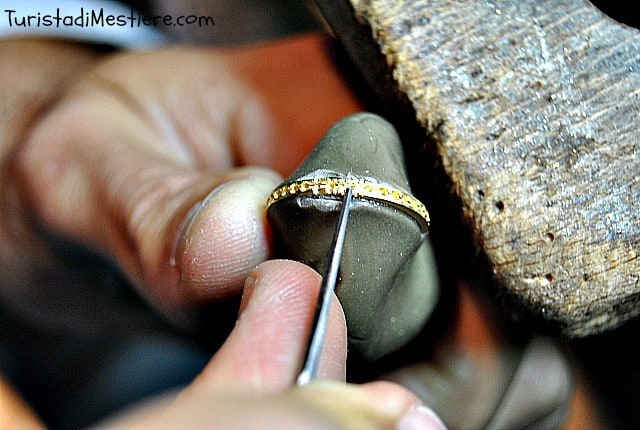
[266,177,430,233]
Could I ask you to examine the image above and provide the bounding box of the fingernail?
[238,274,257,317]
[397,404,447,430]
[169,182,232,269]
[170,201,203,268]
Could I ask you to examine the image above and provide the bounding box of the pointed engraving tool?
[296,187,353,386]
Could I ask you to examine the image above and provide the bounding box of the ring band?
[266,177,430,233]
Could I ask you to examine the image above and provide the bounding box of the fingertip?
[199,259,347,390]
[242,260,347,382]
[238,260,321,317]
[361,381,423,412]
[397,404,448,430]
[295,380,446,430]
[177,172,280,301]
[361,381,447,430]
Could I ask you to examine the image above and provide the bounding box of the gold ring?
[266,177,430,233]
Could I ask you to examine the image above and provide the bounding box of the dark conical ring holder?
[266,112,439,360]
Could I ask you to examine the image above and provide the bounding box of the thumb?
[15,93,281,328]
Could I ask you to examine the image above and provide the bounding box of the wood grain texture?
[315,0,640,337]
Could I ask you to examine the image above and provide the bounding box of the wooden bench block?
[315,0,640,337]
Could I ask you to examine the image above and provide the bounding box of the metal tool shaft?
[296,187,353,386]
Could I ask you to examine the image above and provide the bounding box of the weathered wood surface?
[315,0,640,337]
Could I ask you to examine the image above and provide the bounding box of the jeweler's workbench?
[314,0,640,338]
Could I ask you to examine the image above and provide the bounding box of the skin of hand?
[97,260,444,429]
[0,35,446,429]
[2,34,360,328]
[0,377,43,430]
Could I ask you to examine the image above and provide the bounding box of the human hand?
[94,259,444,429]
[0,34,360,330]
